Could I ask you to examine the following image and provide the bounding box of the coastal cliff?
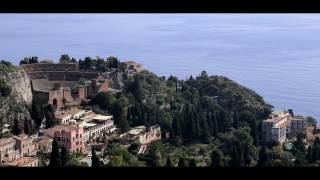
[0,69,32,126]
[1,70,33,106]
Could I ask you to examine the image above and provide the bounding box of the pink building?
[44,125,85,153]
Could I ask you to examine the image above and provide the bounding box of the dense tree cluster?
[49,139,71,167]
[19,56,39,65]
[59,54,77,64]
[87,69,278,167]
[31,101,56,129]
[57,54,121,71]
[0,60,19,72]
[122,70,272,144]
[78,56,120,71]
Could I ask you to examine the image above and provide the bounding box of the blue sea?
[0,14,319,120]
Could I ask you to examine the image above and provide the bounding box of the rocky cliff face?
[0,70,33,125]
[1,70,33,106]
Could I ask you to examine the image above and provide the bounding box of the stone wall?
[47,87,74,109]
[21,63,79,73]
[98,80,109,93]
[27,71,99,81]
[78,86,87,100]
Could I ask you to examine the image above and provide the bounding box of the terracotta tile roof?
[66,108,83,115]
[44,125,80,138]
[55,112,71,119]
[123,61,142,65]
[0,137,16,147]
[5,156,38,167]
[13,134,30,141]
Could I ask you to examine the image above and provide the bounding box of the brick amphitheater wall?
[21,63,99,81]
[21,63,79,73]
[27,71,99,81]
[22,63,106,108]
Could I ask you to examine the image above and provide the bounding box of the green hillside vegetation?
[0,60,20,72]
[89,69,276,166]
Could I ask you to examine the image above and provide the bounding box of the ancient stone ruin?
[21,63,109,109]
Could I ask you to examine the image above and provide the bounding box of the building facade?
[262,110,292,144]
[5,156,39,167]
[82,115,117,143]
[0,134,37,165]
[0,138,19,163]
[44,125,85,153]
[262,110,308,143]
[120,61,143,77]
[288,117,307,138]
[120,125,161,145]
[55,112,72,125]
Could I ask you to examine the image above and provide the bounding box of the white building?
[120,125,161,154]
[288,117,307,138]
[55,112,72,125]
[262,110,308,144]
[68,108,86,120]
[262,110,292,144]
[82,115,117,143]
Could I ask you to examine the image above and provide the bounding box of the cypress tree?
[312,140,320,162]
[207,111,214,136]
[173,114,182,137]
[306,145,313,163]
[166,156,174,167]
[45,111,55,129]
[153,150,162,167]
[233,111,239,129]
[194,111,201,143]
[314,137,320,146]
[60,146,70,166]
[24,118,31,135]
[178,157,188,167]
[112,98,129,132]
[49,139,61,167]
[257,145,271,167]
[210,149,224,167]
[294,133,305,154]
[219,110,231,133]
[244,143,251,166]
[31,103,43,128]
[201,115,210,143]
[213,111,219,136]
[294,151,307,166]
[237,141,245,166]
[91,147,100,167]
[12,119,22,135]
[189,159,197,167]
[229,144,240,167]
[251,119,259,146]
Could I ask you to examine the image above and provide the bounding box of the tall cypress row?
[49,139,61,167]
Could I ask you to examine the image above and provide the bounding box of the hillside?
[120,70,272,144]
